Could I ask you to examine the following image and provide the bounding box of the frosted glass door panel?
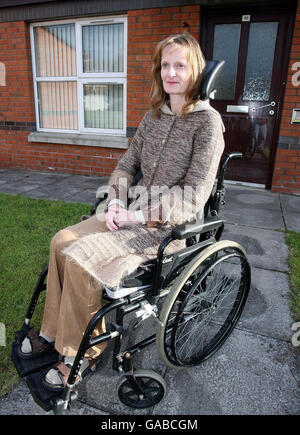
[213,24,241,100]
[243,22,278,101]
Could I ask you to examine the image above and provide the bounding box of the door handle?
[250,101,276,112]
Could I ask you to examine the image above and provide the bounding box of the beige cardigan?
[63,101,225,288]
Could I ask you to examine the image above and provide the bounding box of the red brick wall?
[0,132,123,175]
[0,5,200,177]
[127,5,201,128]
[0,21,35,123]
[272,0,300,194]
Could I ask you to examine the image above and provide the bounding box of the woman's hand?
[105,204,120,231]
[114,208,142,228]
[106,205,142,231]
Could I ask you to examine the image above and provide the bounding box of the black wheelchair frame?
[11,60,251,414]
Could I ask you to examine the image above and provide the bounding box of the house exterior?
[0,0,299,194]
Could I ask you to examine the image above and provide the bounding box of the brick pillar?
[272,0,300,194]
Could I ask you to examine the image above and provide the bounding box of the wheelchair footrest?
[26,370,62,412]
[11,340,59,377]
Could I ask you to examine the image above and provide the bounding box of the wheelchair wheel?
[117,370,166,409]
[156,240,250,369]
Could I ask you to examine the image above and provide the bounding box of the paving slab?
[222,185,285,230]
[47,175,102,189]
[222,223,288,272]
[66,188,99,204]
[0,169,31,184]
[156,329,300,415]
[20,183,84,202]
[0,380,108,415]
[280,193,300,233]
[15,171,70,184]
[0,181,41,195]
[0,381,48,415]
[0,171,108,205]
[239,267,293,341]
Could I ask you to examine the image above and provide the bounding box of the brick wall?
[272,0,300,194]
[127,5,201,129]
[0,5,200,177]
[0,21,35,123]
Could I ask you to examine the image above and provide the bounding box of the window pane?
[38,81,78,129]
[82,23,124,73]
[243,22,278,101]
[34,24,76,77]
[84,83,123,130]
[213,24,241,100]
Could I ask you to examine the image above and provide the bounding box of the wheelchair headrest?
[200,60,225,100]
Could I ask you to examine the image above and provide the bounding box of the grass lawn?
[286,231,300,322]
[0,193,90,398]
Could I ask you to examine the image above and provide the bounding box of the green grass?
[286,231,300,322]
[0,193,90,398]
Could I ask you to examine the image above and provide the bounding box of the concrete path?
[0,169,299,415]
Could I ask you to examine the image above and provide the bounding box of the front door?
[202,8,293,187]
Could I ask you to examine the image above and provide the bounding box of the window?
[30,17,127,136]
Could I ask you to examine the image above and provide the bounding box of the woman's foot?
[17,328,54,360]
[42,355,101,392]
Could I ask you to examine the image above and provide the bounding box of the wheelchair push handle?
[216,152,243,191]
[227,152,243,160]
[222,152,243,169]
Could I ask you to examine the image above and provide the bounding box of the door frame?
[200,1,297,189]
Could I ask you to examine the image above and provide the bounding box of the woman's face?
[160,44,192,98]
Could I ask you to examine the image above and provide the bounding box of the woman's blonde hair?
[150,34,206,119]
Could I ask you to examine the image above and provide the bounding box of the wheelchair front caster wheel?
[117,369,166,409]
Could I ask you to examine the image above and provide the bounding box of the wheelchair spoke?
[173,254,248,364]
[157,243,251,368]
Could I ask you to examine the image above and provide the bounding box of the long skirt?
[41,215,107,359]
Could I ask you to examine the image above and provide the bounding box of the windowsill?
[28,131,129,149]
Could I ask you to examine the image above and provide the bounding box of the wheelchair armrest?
[96,184,109,200]
[171,217,224,240]
[90,193,108,216]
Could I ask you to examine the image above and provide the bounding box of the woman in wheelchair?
[17,34,229,393]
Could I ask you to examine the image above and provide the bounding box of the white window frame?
[30,16,127,136]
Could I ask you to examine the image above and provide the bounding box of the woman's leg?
[51,255,106,358]
[39,214,108,358]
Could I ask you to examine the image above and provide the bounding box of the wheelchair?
[11,60,251,414]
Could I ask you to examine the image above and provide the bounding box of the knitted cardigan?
[63,101,225,288]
